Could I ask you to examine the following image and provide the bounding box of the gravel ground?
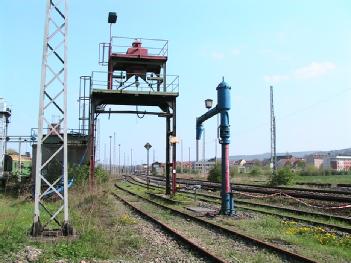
[111,198,206,263]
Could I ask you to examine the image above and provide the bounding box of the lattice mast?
[270,86,277,174]
[0,99,11,179]
[31,0,73,236]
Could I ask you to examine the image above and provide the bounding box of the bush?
[207,164,221,183]
[69,164,108,185]
[270,167,295,186]
[230,166,239,178]
[249,166,261,176]
[208,164,238,182]
[299,165,321,177]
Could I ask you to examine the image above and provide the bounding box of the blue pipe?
[196,78,234,215]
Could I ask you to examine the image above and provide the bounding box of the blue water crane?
[196,78,234,215]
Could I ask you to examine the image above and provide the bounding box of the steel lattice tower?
[31,0,73,236]
[270,86,277,175]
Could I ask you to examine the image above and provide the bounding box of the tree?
[6,148,18,155]
[250,166,261,176]
[208,163,221,183]
[270,167,295,186]
[299,165,320,176]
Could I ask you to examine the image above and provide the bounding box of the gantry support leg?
[89,105,96,191]
[171,100,177,195]
[165,116,171,195]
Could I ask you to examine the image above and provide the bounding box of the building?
[243,160,259,172]
[324,156,351,172]
[305,154,326,169]
[233,159,246,173]
[32,131,88,183]
[193,160,215,172]
[151,162,163,176]
[276,156,304,169]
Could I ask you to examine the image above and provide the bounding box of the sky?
[1,0,351,165]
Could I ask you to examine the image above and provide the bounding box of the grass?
[294,175,351,185]
[178,171,351,186]
[228,173,351,186]
[232,216,351,263]
[0,181,146,262]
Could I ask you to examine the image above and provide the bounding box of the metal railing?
[91,71,179,93]
[99,36,168,66]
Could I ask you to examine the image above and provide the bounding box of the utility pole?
[109,136,112,176]
[123,151,125,173]
[18,137,22,182]
[130,148,133,174]
[181,139,183,173]
[113,132,116,174]
[270,86,277,175]
[118,144,121,174]
[188,147,191,174]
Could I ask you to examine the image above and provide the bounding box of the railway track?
[296,182,351,189]
[112,191,226,263]
[127,176,351,234]
[141,175,351,195]
[141,175,351,203]
[115,182,318,263]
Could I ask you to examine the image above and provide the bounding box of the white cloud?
[293,62,336,79]
[211,51,225,60]
[264,61,336,84]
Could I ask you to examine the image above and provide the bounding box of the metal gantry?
[88,13,178,195]
[31,0,73,236]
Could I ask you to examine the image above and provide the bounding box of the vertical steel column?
[165,116,171,195]
[18,138,22,181]
[217,80,234,215]
[32,0,73,236]
[89,104,95,191]
[270,86,277,175]
[172,100,177,195]
[220,111,233,215]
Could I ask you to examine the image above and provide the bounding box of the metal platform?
[91,88,178,109]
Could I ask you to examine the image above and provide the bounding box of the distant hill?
[229,148,351,161]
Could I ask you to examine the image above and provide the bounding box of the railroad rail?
[140,175,351,203]
[296,182,351,189]
[128,176,351,234]
[115,183,318,263]
[112,191,226,263]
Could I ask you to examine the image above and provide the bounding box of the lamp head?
[108,12,117,24]
[205,99,213,109]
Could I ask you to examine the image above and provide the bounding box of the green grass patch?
[295,175,351,185]
[231,215,351,263]
[0,181,145,262]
